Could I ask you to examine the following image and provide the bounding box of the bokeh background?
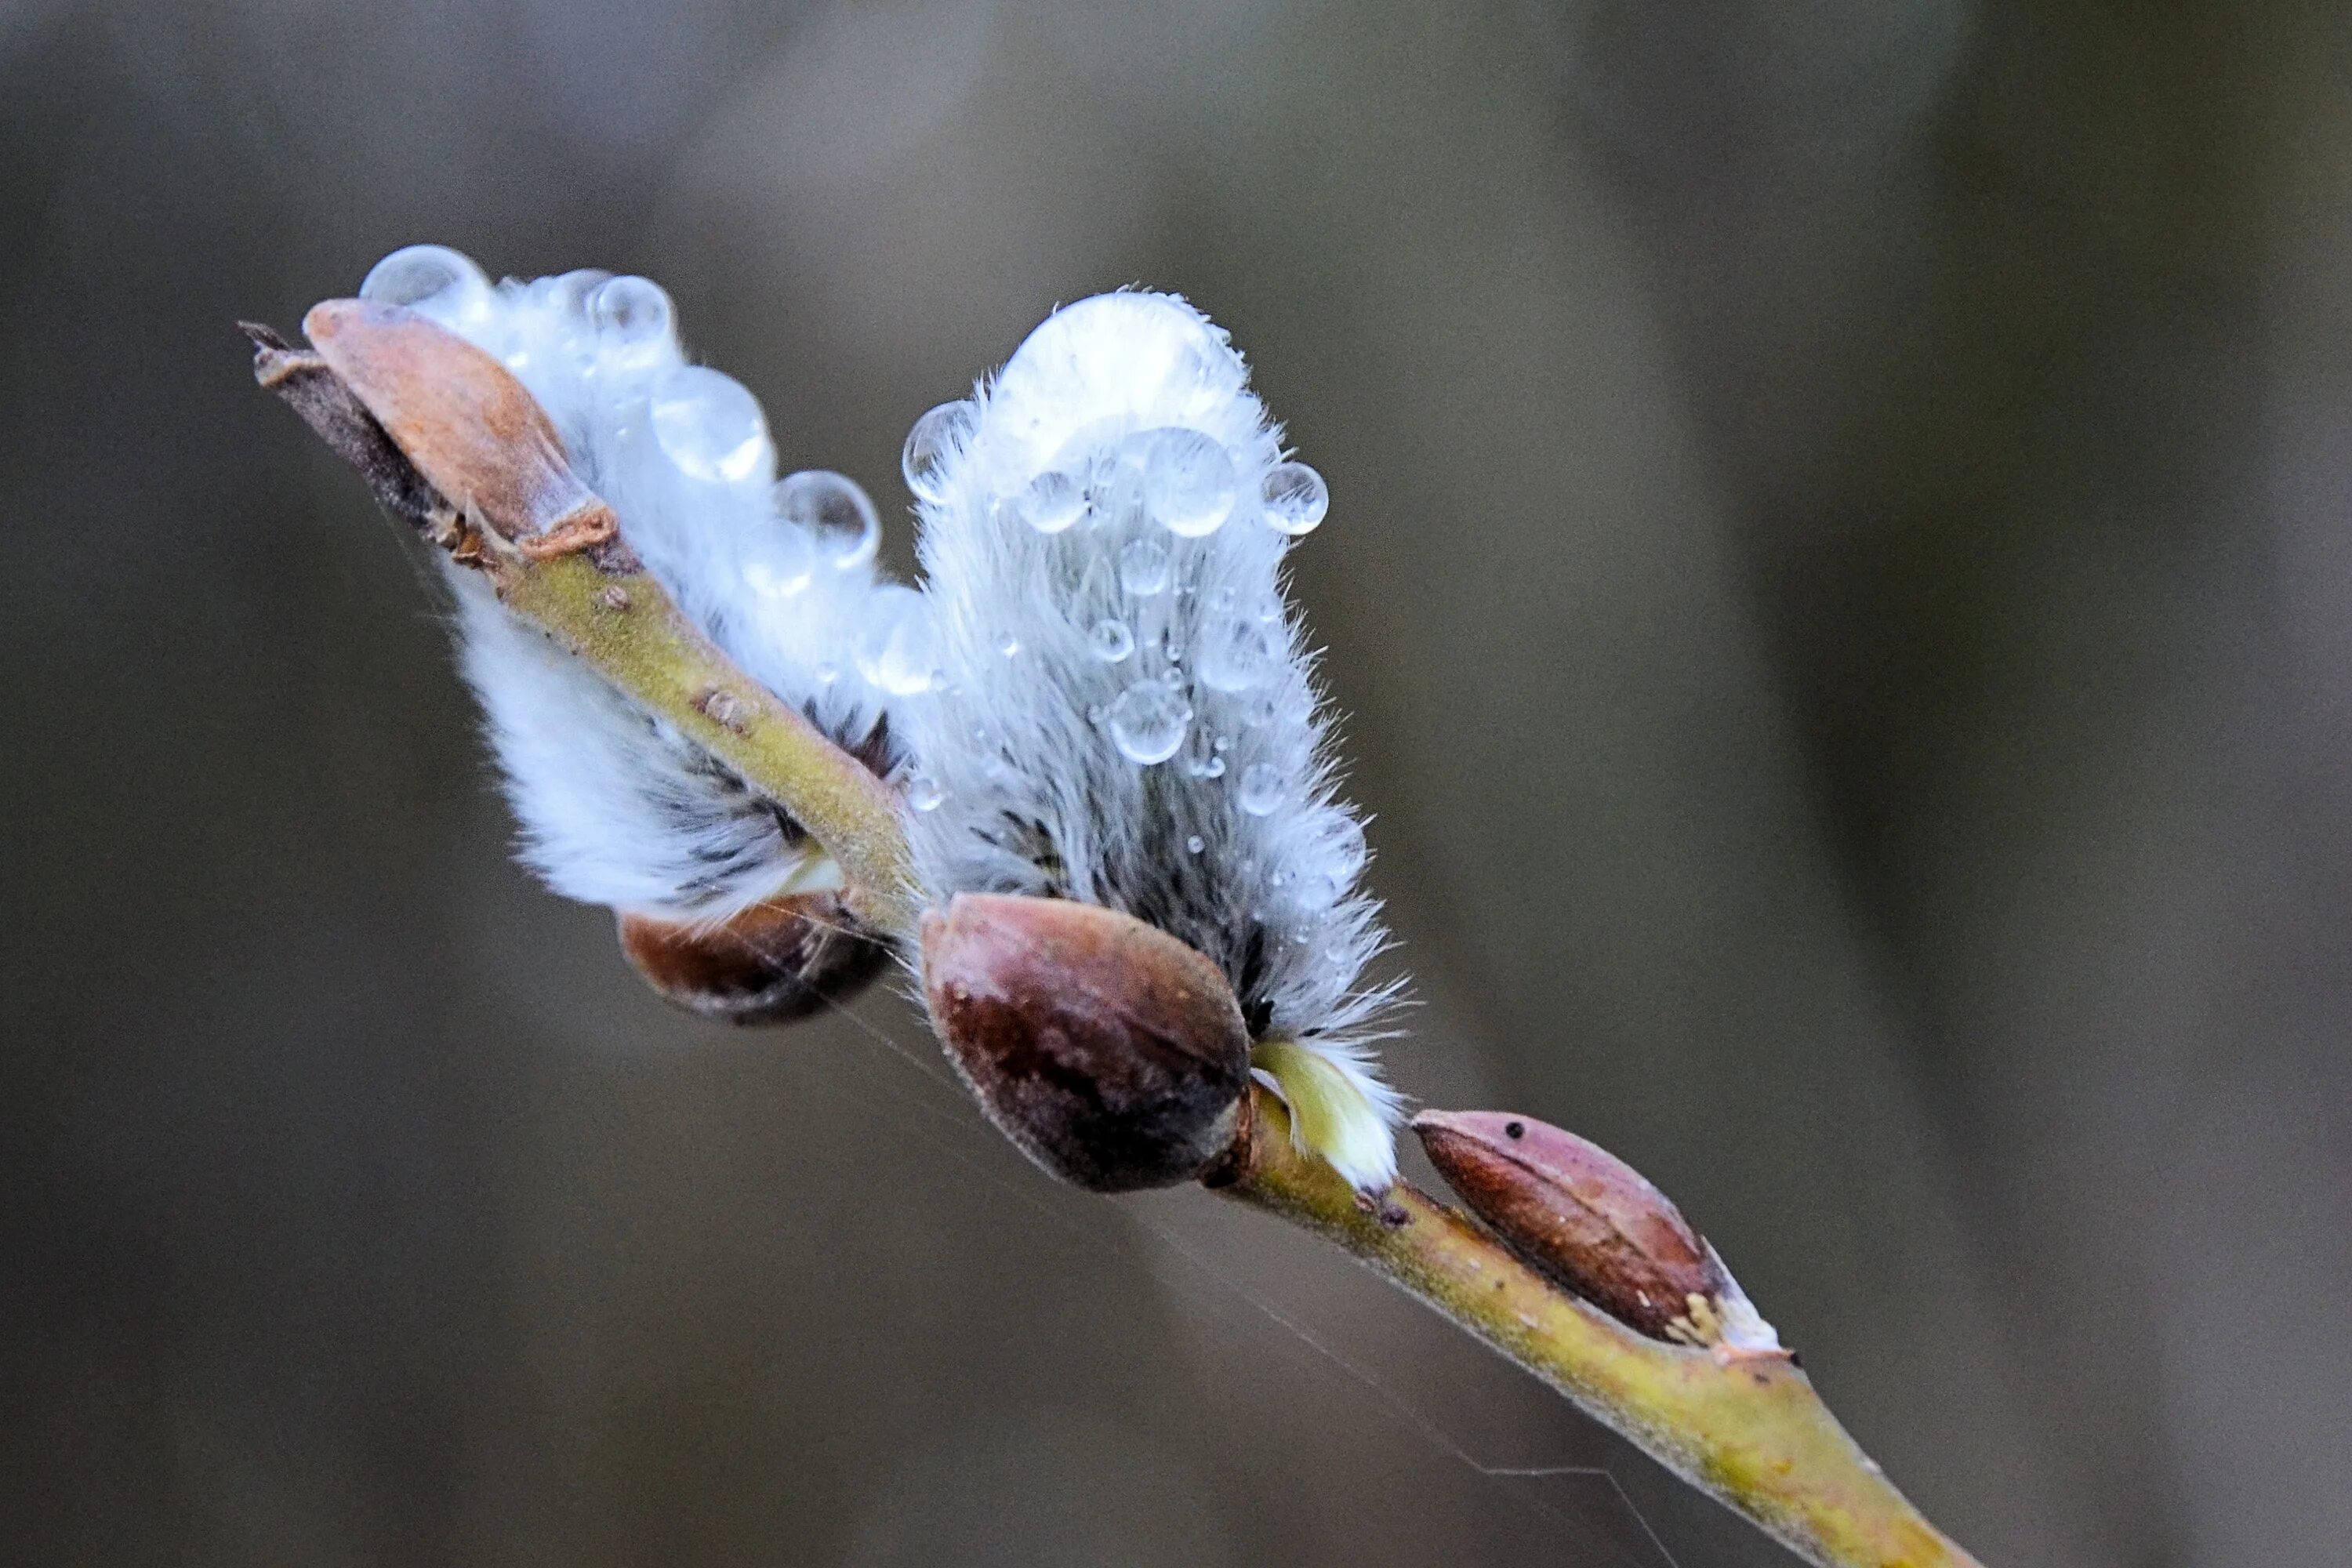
[6,1,2351,1563]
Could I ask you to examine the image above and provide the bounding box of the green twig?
[1218,1089,1983,1568]
[493,552,917,939]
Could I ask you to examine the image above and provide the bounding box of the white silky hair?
[899,291,1405,1187]
[361,245,902,920]
[448,576,839,912]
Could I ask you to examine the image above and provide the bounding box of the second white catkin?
[896,290,1405,1189]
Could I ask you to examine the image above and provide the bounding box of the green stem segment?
[1218,1088,1983,1568]
[494,554,917,939]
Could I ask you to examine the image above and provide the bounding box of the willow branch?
[250,314,1981,1567]
[1215,1089,1981,1568]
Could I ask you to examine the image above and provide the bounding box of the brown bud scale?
[619,893,887,1025]
[299,301,633,570]
[1411,1110,1727,1342]
[922,893,1251,1192]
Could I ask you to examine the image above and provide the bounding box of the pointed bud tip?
[921,892,1251,1192]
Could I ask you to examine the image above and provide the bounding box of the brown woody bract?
[618,895,890,1025]
[1412,1109,1728,1342]
[301,300,623,562]
[920,892,1252,1192]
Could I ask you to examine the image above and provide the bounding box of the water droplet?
[1314,817,1367,880]
[1013,469,1084,534]
[1181,741,1227,779]
[1119,536,1172,596]
[1186,835,1206,855]
[774,470,880,571]
[1091,618,1135,662]
[652,365,770,484]
[1142,428,1237,537]
[1260,461,1330,536]
[902,401,976,503]
[360,245,493,327]
[906,774,945,812]
[1108,680,1192,765]
[543,268,611,317]
[588,275,675,368]
[1213,734,1232,753]
[743,524,815,599]
[1237,761,1283,815]
[855,586,938,696]
[815,661,840,684]
[996,632,1022,657]
[1196,617,1276,693]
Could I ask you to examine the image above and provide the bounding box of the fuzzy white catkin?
[899,291,1405,1189]
[360,244,903,920]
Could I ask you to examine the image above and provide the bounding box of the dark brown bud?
[618,893,888,1025]
[1412,1110,1728,1343]
[920,893,1252,1192]
[299,299,619,557]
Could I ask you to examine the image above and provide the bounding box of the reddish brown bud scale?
[301,299,619,560]
[1411,1109,1728,1342]
[921,893,1252,1192]
[619,894,887,1025]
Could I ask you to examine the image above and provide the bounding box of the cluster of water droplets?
[899,403,1333,797]
[360,245,889,617]
[902,401,1328,548]
[359,242,913,782]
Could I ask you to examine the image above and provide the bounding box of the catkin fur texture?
[901,292,1403,1186]
[362,245,902,920]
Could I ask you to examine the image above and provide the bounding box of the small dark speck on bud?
[1504,1120,1526,1139]
[600,585,631,612]
[1378,1200,1410,1228]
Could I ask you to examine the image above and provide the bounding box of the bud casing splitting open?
[301,299,619,559]
[1412,1109,1780,1355]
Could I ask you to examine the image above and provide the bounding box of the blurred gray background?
[5,1,2350,1563]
